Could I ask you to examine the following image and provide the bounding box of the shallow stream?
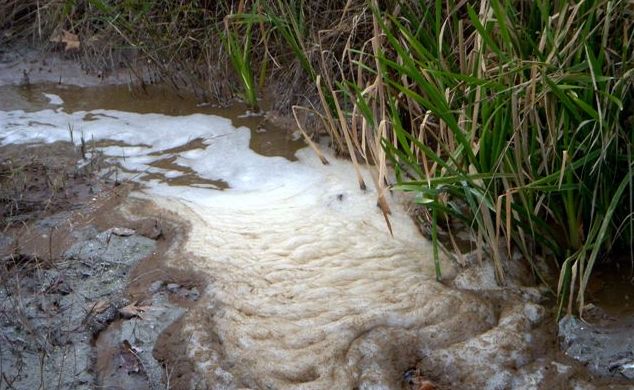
[1,82,630,389]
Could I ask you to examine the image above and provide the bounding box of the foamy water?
[0,92,502,388]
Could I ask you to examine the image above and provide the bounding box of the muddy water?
[2,83,629,389]
[587,260,634,318]
[0,83,305,161]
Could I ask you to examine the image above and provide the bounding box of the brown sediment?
[153,319,198,389]
[148,137,208,156]
[144,155,229,190]
[105,197,207,307]
[85,193,211,389]
[0,184,123,259]
[60,189,209,389]
[93,139,152,149]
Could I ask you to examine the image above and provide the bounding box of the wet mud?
[0,168,205,390]
[0,141,103,229]
[0,139,201,390]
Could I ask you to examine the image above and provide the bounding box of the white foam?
[0,108,354,209]
[0,109,239,186]
[43,93,64,105]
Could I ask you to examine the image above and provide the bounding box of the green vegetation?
[1,0,632,314]
[353,0,633,317]
[222,4,260,109]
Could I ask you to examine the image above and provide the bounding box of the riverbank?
[1,75,633,388]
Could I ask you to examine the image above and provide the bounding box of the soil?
[0,48,135,87]
[0,141,104,231]
[0,142,206,390]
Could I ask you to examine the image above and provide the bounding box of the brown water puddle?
[148,138,207,156]
[586,259,634,318]
[94,139,152,149]
[0,83,306,161]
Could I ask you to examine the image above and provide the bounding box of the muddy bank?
[0,140,203,390]
[0,48,137,87]
[559,314,634,380]
[0,184,206,390]
[0,140,103,230]
[0,221,156,389]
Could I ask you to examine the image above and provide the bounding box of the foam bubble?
[43,93,64,105]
